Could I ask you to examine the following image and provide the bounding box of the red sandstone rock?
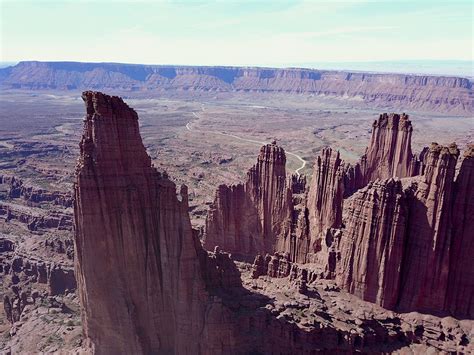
[337,178,408,309]
[305,148,344,262]
[204,142,292,258]
[344,113,419,194]
[74,91,238,353]
[398,143,459,314]
[336,142,472,318]
[308,147,344,237]
[446,145,474,318]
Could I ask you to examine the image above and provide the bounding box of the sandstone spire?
[344,113,419,195]
[360,113,417,183]
[335,141,472,318]
[398,143,459,313]
[307,147,344,239]
[446,145,474,318]
[74,92,237,353]
[204,142,292,258]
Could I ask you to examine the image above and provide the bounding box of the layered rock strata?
[446,145,474,317]
[204,142,292,258]
[0,174,73,208]
[74,91,239,354]
[344,113,420,196]
[337,179,408,309]
[301,148,345,265]
[337,143,473,318]
[2,61,473,114]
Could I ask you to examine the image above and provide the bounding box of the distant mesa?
[1,61,472,114]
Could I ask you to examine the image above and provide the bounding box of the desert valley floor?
[1,90,472,227]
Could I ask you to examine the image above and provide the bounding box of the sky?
[0,0,473,67]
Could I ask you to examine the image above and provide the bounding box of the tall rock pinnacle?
[446,145,474,317]
[74,92,237,353]
[399,142,460,313]
[344,113,420,196]
[335,141,472,318]
[360,113,417,184]
[337,178,408,309]
[307,147,344,239]
[204,142,292,258]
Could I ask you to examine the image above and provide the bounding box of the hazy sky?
[0,0,472,66]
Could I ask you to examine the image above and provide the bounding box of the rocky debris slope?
[1,61,472,114]
[242,260,473,354]
[204,142,292,258]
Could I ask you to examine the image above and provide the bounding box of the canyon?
[0,85,472,353]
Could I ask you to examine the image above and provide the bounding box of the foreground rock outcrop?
[74,91,240,354]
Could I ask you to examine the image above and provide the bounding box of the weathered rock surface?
[304,148,344,263]
[204,142,292,258]
[74,91,243,354]
[336,143,473,318]
[446,145,474,318]
[337,179,408,309]
[345,113,420,194]
[398,143,460,314]
[2,61,473,113]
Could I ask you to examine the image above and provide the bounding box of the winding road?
[186,111,307,176]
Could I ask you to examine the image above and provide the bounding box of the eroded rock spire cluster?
[73,92,473,354]
[203,111,473,318]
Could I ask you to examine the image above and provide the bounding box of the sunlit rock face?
[204,142,292,258]
[74,91,239,354]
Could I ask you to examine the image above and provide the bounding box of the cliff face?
[204,143,292,258]
[337,179,408,309]
[446,145,474,317]
[398,143,459,313]
[74,91,238,354]
[203,183,259,255]
[284,147,344,266]
[1,61,472,114]
[336,142,473,318]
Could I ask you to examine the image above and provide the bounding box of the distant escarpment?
[1,61,473,113]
